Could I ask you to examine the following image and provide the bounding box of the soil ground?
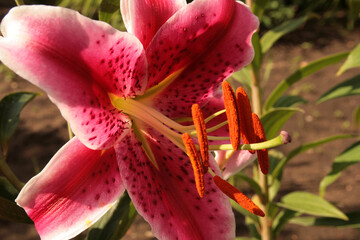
[0,2,360,240]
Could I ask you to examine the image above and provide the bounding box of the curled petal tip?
[280,131,292,144]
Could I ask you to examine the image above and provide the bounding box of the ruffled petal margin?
[0,5,148,149]
[147,0,259,118]
[121,0,186,48]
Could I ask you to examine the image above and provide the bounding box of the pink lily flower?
[0,0,258,239]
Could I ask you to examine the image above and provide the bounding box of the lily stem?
[15,0,25,6]
[250,24,272,240]
[0,149,24,191]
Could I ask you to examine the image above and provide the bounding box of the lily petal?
[115,129,235,240]
[0,5,148,149]
[121,0,186,48]
[147,0,258,118]
[16,137,124,240]
[215,150,257,179]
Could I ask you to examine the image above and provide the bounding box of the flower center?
[109,83,291,217]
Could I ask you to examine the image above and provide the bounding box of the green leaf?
[230,67,252,92]
[319,141,360,197]
[273,95,308,108]
[0,196,32,223]
[317,74,360,103]
[252,0,269,20]
[86,192,136,240]
[278,191,348,220]
[0,177,19,201]
[261,16,308,54]
[231,200,260,225]
[272,209,301,237]
[109,201,137,240]
[354,105,360,126]
[0,92,37,147]
[337,43,360,75]
[347,0,360,30]
[272,134,355,181]
[290,211,360,229]
[234,172,262,198]
[99,0,120,23]
[264,52,349,111]
[260,107,303,139]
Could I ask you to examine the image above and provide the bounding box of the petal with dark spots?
[16,137,124,240]
[0,6,148,149]
[115,129,235,240]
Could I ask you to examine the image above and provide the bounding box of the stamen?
[182,133,205,198]
[236,87,256,153]
[213,175,265,217]
[222,81,240,150]
[252,113,269,175]
[191,104,209,172]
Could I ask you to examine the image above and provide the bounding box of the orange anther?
[236,87,256,154]
[191,104,209,172]
[222,81,240,150]
[182,133,205,198]
[252,113,269,175]
[213,175,265,217]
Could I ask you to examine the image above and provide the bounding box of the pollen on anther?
[252,113,269,175]
[181,133,205,198]
[191,104,209,172]
[222,81,240,150]
[236,87,256,153]
[213,175,264,217]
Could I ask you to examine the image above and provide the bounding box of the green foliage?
[317,74,360,103]
[273,95,307,108]
[0,92,37,148]
[272,209,300,237]
[319,141,360,197]
[0,196,33,223]
[278,192,348,220]
[290,211,360,229]
[0,178,31,223]
[99,0,120,23]
[260,15,308,53]
[347,0,360,30]
[264,52,349,111]
[260,107,302,139]
[337,43,360,75]
[86,192,137,240]
[0,177,18,201]
[271,134,355,181]
[354,105,360,126]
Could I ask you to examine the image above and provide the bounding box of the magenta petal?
[115,130,235,240]
[0,6,148,149]
[16,137,124,240]
[121,0,186,48]
[148,1,259,118]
